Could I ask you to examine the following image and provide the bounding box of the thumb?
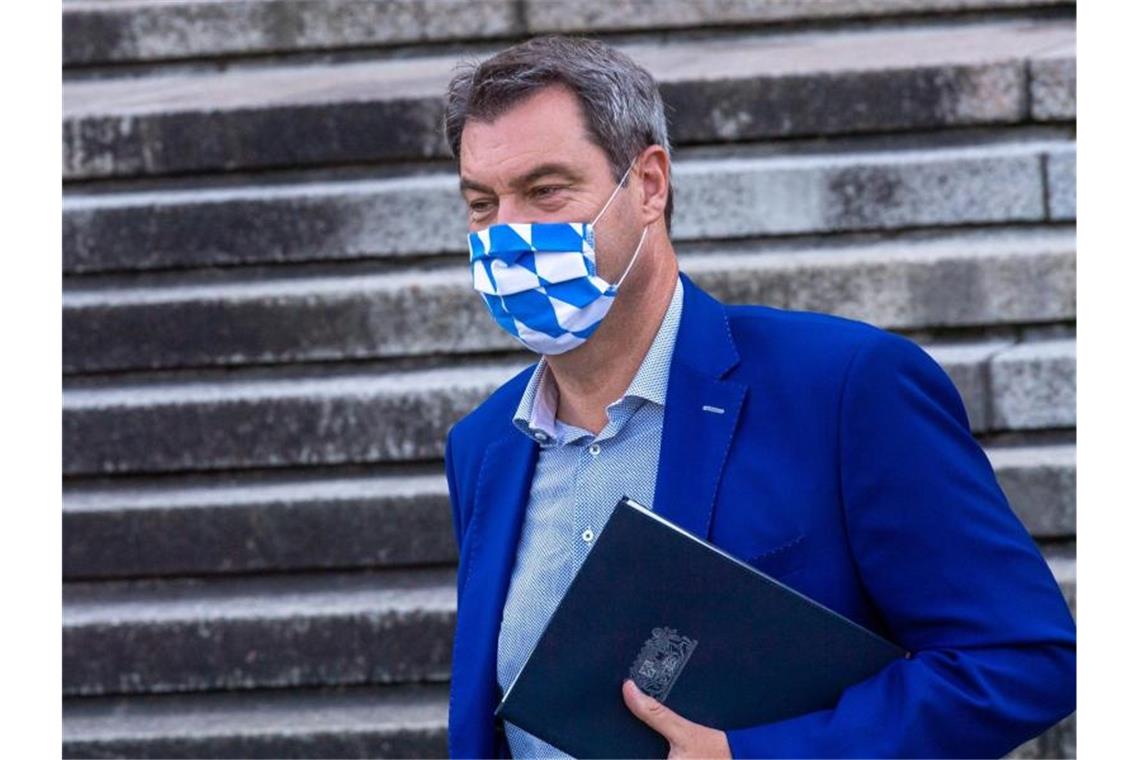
[623,678,687,741]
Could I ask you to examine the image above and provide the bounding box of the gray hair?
[444,35,674,232]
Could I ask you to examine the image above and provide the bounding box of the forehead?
[459,84,609,185]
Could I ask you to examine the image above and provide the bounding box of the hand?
[622,678,732,758]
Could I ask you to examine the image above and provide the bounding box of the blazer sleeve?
[724,331,1076,759]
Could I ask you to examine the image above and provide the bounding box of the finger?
[622,679,691,742]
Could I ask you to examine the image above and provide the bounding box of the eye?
[468,199,495,215]
[531,185,565,200]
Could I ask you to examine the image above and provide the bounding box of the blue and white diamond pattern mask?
[467,160,649,355]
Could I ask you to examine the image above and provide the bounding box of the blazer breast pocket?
[744,533,808,581]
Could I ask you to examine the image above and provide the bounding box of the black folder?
[494,495,909,758]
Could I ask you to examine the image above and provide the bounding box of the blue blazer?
[444,270,1076,758]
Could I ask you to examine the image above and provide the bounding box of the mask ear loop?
[613,225,649,291]
[591,155,645,292]
[591,157,638,226]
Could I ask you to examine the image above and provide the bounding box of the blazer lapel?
[449,423,539,758]
[652,271,748,540]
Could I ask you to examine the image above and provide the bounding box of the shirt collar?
[512,275,684,445]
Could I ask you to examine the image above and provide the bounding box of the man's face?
[458,84,641,283]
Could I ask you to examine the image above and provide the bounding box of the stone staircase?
[62,1,1076,757]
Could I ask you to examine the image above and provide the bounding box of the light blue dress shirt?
[496,275,684,758]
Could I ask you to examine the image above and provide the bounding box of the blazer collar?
[672,269,741,379]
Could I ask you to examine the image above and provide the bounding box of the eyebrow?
[459,162,585,195]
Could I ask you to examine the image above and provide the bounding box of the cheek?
[592,206,641,256]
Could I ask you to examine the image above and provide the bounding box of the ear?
[635,145,670,227]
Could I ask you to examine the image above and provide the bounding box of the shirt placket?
[580,399,637,563]
[551,422,590,568]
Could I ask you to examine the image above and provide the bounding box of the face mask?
[467,159,649,355]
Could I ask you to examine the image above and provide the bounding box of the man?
[442,35,1076,759]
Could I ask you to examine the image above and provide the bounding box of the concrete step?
[61,677,1074,760]
[1029,43,1077,121]
[62,442,1072,580]
[63,467,456,580]
[63,136,1076,274]
[1008,712,1076,759]
[62,361,520,476]
[63,0,1073,67]
[533,0,1074,36]
[61,338,1073,476]
[62,19,1073,180]
[63,226,1075,374]
[988,444,1074,538]
[63,0,520,67]
[923,339,1018,433]
[1048,552,1076,622]
[990,338,1076,430]
[63,566,457,697]
[63,682,448,759]
[61,550,1074,699]
[1046,142,1075,218]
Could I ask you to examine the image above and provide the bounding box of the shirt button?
[534,431,548,442]
[582,528,594,542]
[588,443,601,456]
